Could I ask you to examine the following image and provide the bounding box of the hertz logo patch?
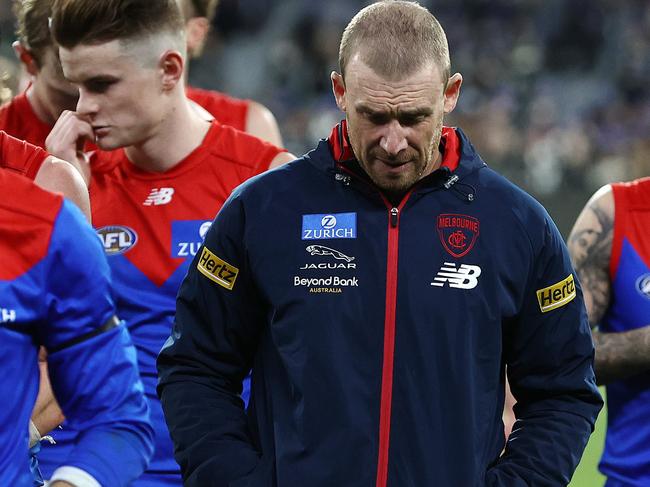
[197,247,239,290]
[536,274,576,313]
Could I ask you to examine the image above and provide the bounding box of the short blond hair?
[178,0,218,21]
[339,1,450,83]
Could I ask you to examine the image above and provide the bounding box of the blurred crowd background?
[1,0,649,234]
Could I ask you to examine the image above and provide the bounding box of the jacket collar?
[326,120,464,173]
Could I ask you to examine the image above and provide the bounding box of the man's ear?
[443,72,463,114]
[13,41,39,76]
[159,50,184,90]
[185,17,210,58]
[331,71,347,113]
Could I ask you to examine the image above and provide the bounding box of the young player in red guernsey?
[2,0,283,150]
[40,1,293,485]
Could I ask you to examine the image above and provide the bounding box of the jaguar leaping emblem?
[306,245,355,262]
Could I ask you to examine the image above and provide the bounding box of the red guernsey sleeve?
[0,130,49,180]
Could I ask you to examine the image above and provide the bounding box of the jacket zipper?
[333,163,415,486]
[376,194,413,487]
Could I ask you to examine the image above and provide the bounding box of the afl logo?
[636,273,650,300]
[321,215,337,229]
[96,226,138,255]
[199,221,212,239]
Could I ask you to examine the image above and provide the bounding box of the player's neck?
[124,96,211,173]
[26,83,56,126]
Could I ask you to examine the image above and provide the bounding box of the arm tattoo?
[569,196,650,384]
[568,201,613,327]
[593,327,650,385]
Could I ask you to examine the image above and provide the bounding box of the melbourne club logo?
[437,213,480,258]
[143,187,174,206]
[431,262,481,289]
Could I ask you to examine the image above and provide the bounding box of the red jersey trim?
[0,131,49,180]
[609,177,650,280]
[610,183,625,281]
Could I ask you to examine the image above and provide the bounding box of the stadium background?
[2,0,649,484]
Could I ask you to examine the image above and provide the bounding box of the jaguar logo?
[305,245,354,263]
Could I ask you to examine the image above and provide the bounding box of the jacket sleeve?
[485,214,603,486]
[157,193,266,486]
[40,200,154,487]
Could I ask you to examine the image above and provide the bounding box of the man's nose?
[379,120,408,155]
[76,89,98,116]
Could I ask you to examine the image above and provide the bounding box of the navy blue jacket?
[157,125,602,486]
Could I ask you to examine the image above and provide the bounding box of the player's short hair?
[179,0,218,21]
[51,0,185,49]
[13,0,55,66]
[339,0,450,83]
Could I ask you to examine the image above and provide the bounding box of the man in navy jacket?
[158,2,602,485]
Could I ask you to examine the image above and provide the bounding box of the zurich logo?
[302,212,357,240]
[635,273,650,299]
[321,215,337,229]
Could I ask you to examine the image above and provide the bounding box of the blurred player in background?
[569,180,650,485]
[0,162,153,485]
[180,0,283,146]
[0,0,79,148]
[39,0,293,484]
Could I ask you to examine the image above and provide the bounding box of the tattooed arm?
[568,185,650,385]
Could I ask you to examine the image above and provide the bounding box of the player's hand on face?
[46,110,94,176]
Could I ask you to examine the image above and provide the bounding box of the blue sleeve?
[157,194,263,486]
[486,213,603,486]
[29,443,44,487]
[40,200,154,486]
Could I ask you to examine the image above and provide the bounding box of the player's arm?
[568,185,650,385]
[245,101,283,147]
[487,212,602,485]
[43,199,154,487]
[45,110,95,186]
[34,155,90,220]
[31,154,91,438]
[158,192,264,486]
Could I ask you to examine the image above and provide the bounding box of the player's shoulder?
[611,177,650,209]
[203,120,281,168]
[0,168,63,221]
[186,86,248,110]
[0,169,64,280]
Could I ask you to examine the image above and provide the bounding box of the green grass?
[569,388,607,487]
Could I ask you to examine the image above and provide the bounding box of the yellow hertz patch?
[197,247,239,291]
[536,274,576,313]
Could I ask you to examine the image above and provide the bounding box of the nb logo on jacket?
[431,263,481,289]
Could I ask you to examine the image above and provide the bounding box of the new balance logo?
[0,308,16,323]
[431,263,481,289]
[143,187,174,206]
